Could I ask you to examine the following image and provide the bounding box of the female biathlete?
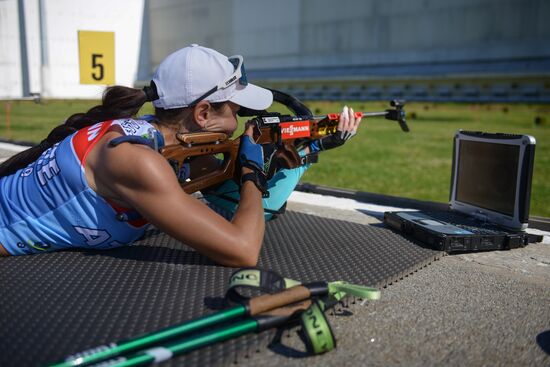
[0,44,361,266]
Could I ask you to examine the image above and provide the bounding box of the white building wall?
[23,0,42,95]
[232,0,301,68]
[148,0,233,67]
[149,0,550,70]
[3,0,549,100]
[0,0,23,98]
[0,0,145,99]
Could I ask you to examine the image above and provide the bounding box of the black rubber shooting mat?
[0,211,444,367]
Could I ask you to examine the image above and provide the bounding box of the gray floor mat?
[0,211,443,366]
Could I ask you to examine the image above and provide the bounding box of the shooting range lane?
[0,211,442,366]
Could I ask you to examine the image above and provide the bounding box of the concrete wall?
[149,0,550,102]
[0,0,28,98]
[2,0,549,101]
[0,0,146,99]
[149,0,550,70]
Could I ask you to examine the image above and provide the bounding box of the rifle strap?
[226,268,336,355]
[300,152,319,165]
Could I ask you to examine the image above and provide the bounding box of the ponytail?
[0,86,148,178]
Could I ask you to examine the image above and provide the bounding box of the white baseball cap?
[151,44,273,110]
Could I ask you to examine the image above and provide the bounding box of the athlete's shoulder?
[95,138,177,203]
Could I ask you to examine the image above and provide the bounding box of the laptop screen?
[455,140,519,216]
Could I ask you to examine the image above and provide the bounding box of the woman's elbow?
[219,253,258,268]
[233,247,260,267]
[237,253,259,267]
[222,239,261,267]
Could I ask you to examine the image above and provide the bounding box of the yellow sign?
[78,31,115,85]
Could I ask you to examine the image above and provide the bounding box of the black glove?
[309,129,357,152]
[309,106,360,153]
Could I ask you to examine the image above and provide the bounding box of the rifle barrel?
[359,111,387,117]
[311,111,387,120]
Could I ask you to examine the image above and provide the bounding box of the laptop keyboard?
[423,211,508,235]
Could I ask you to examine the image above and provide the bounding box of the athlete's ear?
[193,101,211,130]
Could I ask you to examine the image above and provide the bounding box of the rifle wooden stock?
[160,116,343,194]
[160,132,240,194]
[159,111,393,194]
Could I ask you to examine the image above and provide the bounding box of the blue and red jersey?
[0,118,157,255]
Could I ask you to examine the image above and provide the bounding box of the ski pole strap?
[226,268,301,304]
[227,268,334,355]
[300,300,336,354]
[226,268,380,355]
[226,268,380,304]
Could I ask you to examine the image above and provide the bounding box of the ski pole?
[49,281,379,367]
[85,300,314,367]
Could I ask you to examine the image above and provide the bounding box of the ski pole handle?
[248,283,326,315]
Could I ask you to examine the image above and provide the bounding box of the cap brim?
[229,83,273,111]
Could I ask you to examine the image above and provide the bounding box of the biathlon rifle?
[160,89,408,193]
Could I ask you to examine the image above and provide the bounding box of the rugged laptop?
[384,130,536,252]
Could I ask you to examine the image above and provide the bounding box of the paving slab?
[238,201,549,367]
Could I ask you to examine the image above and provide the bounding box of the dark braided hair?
[0,86,148,177]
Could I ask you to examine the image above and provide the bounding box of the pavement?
[1,142,549,366]
[0,142,27,163]
[238,197,550,367]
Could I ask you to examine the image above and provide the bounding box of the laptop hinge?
[472,210,490,223]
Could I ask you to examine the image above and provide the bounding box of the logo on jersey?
[18,240,53,252]
[35,144,61,186]
[74,226,111,247]
[87,122,104,141]
[21,167,33,177]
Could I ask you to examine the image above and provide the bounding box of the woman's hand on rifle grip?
[337,105,361,140]
[239,122,264,173]
[310,105,362,152]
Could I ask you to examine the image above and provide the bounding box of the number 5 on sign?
[78,31,115,85]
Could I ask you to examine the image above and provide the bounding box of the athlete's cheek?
[227,119,238,135]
